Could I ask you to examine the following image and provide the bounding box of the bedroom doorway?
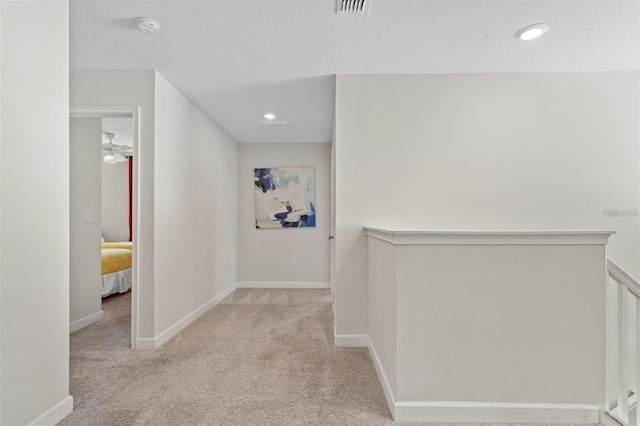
[70,106,140,349]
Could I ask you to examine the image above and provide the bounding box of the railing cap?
[608,258,640,298]
[364,227,616,245]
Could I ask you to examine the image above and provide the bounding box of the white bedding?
[102,268,132,298]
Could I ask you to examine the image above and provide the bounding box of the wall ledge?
[365,227,615,245]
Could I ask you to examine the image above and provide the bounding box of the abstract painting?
[254,167,316,229]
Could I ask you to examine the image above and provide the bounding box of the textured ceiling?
[102,117,133,147]
[70,0,640,144]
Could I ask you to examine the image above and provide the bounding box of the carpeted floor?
[60,288,596,426]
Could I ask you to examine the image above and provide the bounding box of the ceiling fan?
[102,132,132,164]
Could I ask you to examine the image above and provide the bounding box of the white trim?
[608,257,640,298]
[135,338,155,351]
[334,333,368,347]
[367,337,396,418]
[365,227,615,246]
[69,310,104,333]
[70,105,136,118]
[26,395,73,426]
[138,283,239,350]
[130,106,140,350]
[238,281,330,289]
[391,401,602,423]
[601,409,626,426]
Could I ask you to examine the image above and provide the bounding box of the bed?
[101,242,132,298]
[102,241,133,250]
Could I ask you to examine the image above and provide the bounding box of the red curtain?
[128,157,133,242]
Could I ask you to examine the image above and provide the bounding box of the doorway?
[70,106,140,349]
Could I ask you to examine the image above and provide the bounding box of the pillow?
[101,236,105,243]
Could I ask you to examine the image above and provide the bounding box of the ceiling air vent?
[337,0,370,14]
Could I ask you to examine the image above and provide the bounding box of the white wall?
[1,1,72,424]
[334,72,640,336]
[70,70,156,339]
[101,160,129,242]
[238,143,331,286]
[71,71,240,345]
[70,118,103,329]
[395,244,605,405]
[101,117,132,243]
[154,73,238,335]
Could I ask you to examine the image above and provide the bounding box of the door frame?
[70,105,141,349]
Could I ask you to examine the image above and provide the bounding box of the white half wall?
[71,70,156,339]
[101,151,130,242]
[334,72,640,336]
[1,1,72,424]
[238,143,331,285]
[395,245,605,404]
[70,117,103,330]
[366,229,609,422]
[153,73,239,336]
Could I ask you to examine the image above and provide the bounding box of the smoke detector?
[337,0,370,13]
[136,18,160,35]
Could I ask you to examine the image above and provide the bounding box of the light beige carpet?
[60,288,597,426]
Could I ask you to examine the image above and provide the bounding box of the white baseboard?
[601,410,626,426]
[238,281,330,289]
[139,283,239,350]
[392,401,601,423]
[69,310,104,333]
[135,338,155,350]
[334,333,368,347]
[27,395,73,426]
[367,337,396,418]
[367,338,600,423]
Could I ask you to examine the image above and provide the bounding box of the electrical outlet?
[193,273,198,286]
[290,257,296,266]
[83,211,94,224]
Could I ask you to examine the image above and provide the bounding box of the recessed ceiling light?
[264,113,276,120]
[516,23,549,41]
[136,17,160,35]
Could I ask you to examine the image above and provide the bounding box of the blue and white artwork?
[254,167,316,229]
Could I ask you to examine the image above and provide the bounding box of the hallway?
[61,289,394,425]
